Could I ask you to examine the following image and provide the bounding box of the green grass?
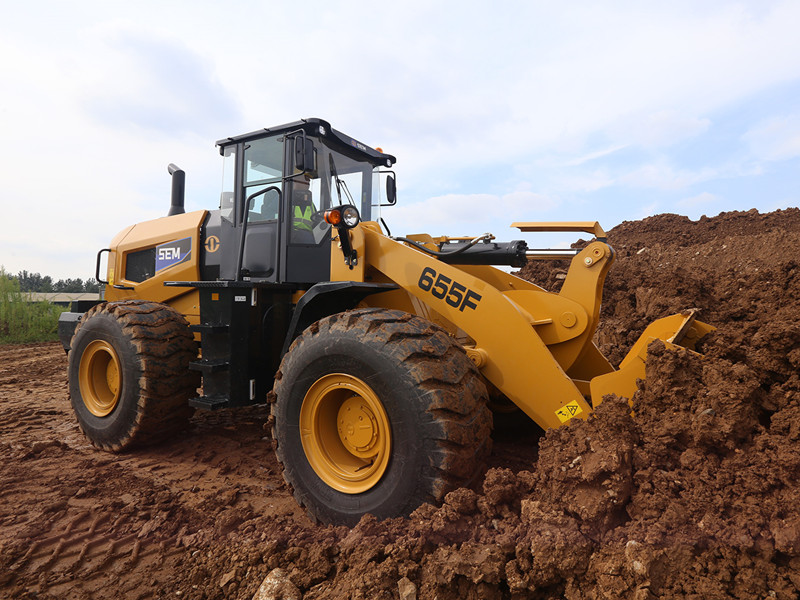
[0,269,67,344]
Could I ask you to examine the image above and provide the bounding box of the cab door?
[239,135,284,281]
[281,173,333,285]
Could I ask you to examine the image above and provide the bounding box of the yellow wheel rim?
[299,373,391,494]
[78,340,122,417]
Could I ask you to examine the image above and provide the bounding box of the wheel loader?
[58,118,713,526]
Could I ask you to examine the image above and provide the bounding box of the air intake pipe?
[167,163,185,216]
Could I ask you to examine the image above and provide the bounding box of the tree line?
[1,269,69,343]
[12,270,101,294]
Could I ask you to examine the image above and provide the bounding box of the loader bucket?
[589,310,715,406]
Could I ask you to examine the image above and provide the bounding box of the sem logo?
[156,237,192,272]
[158,247,181,260]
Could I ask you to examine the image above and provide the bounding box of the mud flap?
[589,310,715,406]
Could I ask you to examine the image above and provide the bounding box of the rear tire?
[272,308,492,526]
[68,300,197,452]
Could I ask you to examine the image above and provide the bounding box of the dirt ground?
[2,207,800,599]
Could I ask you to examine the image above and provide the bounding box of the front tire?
[68,300,197,452]
[272,308,492,525]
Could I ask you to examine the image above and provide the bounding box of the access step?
[189,358,229,373]
[189,395,230,410]
[190,323,230,334]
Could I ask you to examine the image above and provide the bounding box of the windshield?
[309,143,378,220]
[290,141,384,243]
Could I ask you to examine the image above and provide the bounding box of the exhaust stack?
[167,163,185,216]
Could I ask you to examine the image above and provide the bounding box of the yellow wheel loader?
[58,118,713,525]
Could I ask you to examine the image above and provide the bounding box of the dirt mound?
[3,207,800,599]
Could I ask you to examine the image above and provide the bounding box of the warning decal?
[555,400,583,423]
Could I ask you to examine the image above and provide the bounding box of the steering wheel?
[311,209,326,226]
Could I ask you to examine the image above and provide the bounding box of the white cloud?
[610,110,711,149]
[82,26,242,137]
[635,201,661,220]
[559,145,629,167]
[387,188,558,238]
[743,113,800,161]
[678,192,720,207]
[619,162,722,190]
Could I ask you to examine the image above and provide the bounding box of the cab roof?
[215,117,396,167]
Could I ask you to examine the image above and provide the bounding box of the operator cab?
[204,118,396,285]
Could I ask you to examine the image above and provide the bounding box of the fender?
[280,281,398,356]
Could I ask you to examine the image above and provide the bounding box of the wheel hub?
[79,340,122,417]
[337,397,379,457]
[300,373,391,494]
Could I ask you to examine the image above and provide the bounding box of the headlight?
[342,206,360,228]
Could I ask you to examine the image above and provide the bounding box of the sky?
[1,1,798,280]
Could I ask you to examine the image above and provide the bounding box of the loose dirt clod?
[3,207,800,599]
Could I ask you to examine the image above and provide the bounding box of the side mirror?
[294,136,315,173]
[385,174,397,205]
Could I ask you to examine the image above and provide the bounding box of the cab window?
[243,136,283,223]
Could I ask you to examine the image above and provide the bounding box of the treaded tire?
[68,300,197,452]
[271,308,492,526]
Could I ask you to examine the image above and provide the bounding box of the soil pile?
[2,208,800,599]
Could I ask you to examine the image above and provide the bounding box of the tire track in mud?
[0,343,66,386]
[9,505,182,592]
[0,432,184,597]
[0,342,305,599]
